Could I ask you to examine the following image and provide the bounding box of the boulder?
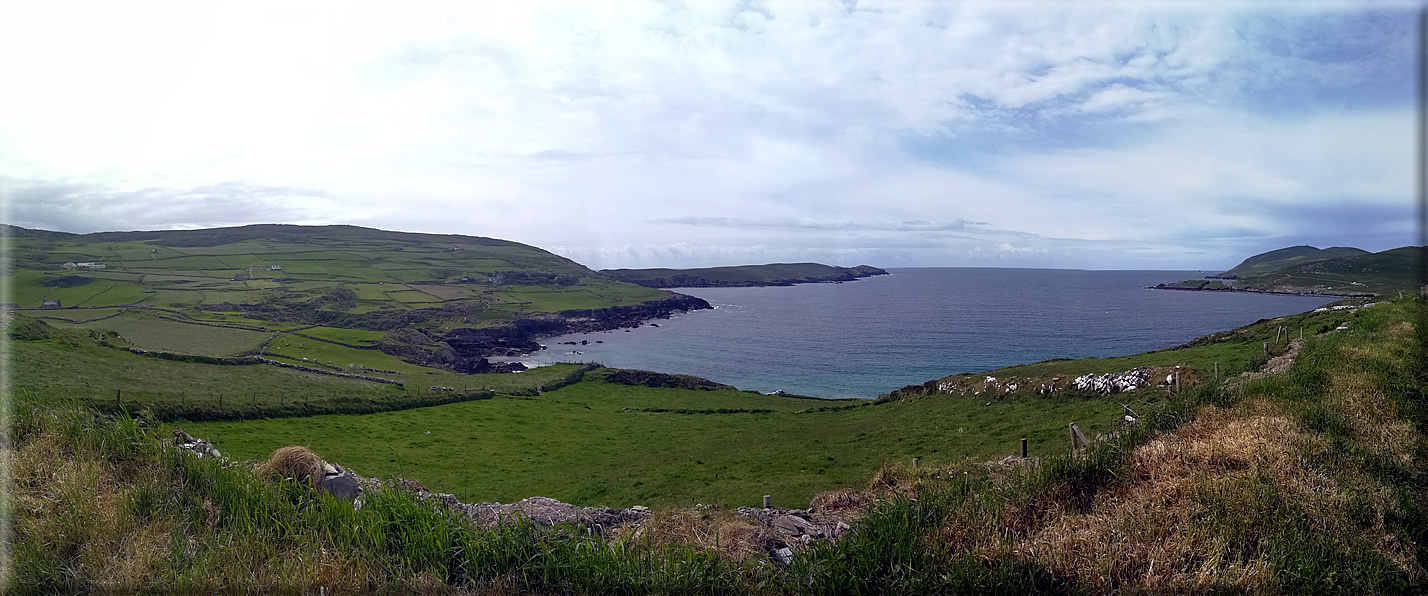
[319,462,362,501]
[773,514,816,536]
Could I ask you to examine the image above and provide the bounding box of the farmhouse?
[75,262,106,270]
[41,299,60,309]
[61,262,77,270]
[270,264,282,271]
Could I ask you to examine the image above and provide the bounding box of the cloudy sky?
[0,1,1417,270]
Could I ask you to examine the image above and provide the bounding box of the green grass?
[186,376,1149,509]
[929,301,1357,386]
[10,324,592,419]
[8,295,1422,593]
[9,401,761,593]
[296,326,386,345]
[5,224,678,350]
[48,311,271,356]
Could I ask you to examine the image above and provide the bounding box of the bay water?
[502,268,1338,398]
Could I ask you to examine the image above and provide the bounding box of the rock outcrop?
[441,293,711,359]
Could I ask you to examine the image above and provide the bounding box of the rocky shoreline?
[439,292,712,359]
[1146,283,1375,298]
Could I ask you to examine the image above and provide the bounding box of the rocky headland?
[602,263,889,288]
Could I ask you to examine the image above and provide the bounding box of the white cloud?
[0,1,1415,270]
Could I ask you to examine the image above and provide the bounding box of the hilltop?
[1153,245,1423,296]
[2,223,709,374]
[601,263,889,288]
[1214,245,1371,278]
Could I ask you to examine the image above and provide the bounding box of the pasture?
[187,374,1149,508]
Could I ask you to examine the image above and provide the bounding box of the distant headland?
[1150,245,1422,297]
[600,263,889,288]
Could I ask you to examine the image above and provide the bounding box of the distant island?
[601,263,889,288]
[1151,245,1422,297]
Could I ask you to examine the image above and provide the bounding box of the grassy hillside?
[1217,245,1370,278]
[1,223,666,332]
[1232,245,1424,296]
[602,263,888,288]
[9,297,1423,592]
[1158,245,1422,296]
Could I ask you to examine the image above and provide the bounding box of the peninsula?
[601,262,889,288]
[1150,245,1422,297]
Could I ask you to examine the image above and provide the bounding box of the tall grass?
[7,397,768,592]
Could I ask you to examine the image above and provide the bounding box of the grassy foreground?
[7,297,1424,592]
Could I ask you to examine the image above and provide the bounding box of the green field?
[10,319,594,415]
[186,374,1147,508]
[48,311,271,356]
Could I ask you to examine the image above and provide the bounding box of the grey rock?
[319,463,362,501]
[773,514,816,536]
[771,547,794,565]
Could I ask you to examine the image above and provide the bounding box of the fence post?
[912,457,919,468]
[1020,438,1028,458]
[763,495,771,508]
[116,389,121,410]
[1214,362,1219,381]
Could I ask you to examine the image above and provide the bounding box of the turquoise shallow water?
[500,268,1338,398]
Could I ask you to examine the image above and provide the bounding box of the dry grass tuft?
[636,509,765,562]
[866,463,934,498]
[809,488,869,513]
[1008,393,1424,591]
[256,445,324,487]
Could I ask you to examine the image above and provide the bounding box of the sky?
[0,1,1418,271]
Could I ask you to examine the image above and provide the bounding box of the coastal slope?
[1152,245,1423,296]
[601,262,889,288]
[1,223,710,371]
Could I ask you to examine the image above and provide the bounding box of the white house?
[61,262,76,270]
[76,262,105,270]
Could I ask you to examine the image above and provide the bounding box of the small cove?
[500,268,1339,398]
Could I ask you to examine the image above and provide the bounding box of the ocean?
[500,268,1339,398]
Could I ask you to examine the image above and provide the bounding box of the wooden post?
[1214,362,1219,381]
[912,457,919,468]
[1300,327,1303,340]
[1069,423,1089,451]
[1124,404,1131,418]
[116,389,121,410]
[1264,342,1269,354]
[1069,423,1077,451]
[219,394,223,412]
[1020,438,1028,458]
[763,495,771,508]
[1276,326,1282,344]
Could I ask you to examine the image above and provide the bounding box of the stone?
[319,463,362,501]
[771,547,794,565]
[631,505,649,512]
[773,514,816,536]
